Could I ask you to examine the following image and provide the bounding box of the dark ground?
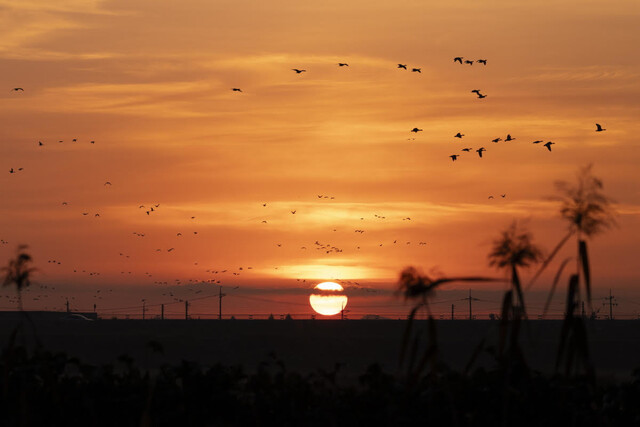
[1,317,639,379]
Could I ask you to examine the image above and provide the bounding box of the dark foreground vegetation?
[2,345,640,427]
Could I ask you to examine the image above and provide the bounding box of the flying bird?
[11,88,24,92]
[464,60,473,65]
[501,194,506,198]
[292,69,306,74]
[338,63,349,67]
[476,147,486,158]
[477,93,487,99]
[412,68,421,73]
[104,182,112,186]
[543,141,555,151]
[411,128,423,133]
[476,59,487,65]
[505,134,515,141]
[291,210,296,214]
[461,148,472,152]
[231,88,242,92]
[595,123,606,132]
[454,57,463,64]
[492,138,502,143]
[38,141,43,146]
[397,64,407,69]
[532,140,543,144]
[471,90,482,95]
[454,132,464,138]
[449,155,459,162]
[488,196,494,199]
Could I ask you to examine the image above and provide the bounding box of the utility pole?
[218,286,226,320]
[185,300,189,320]
[93,303,96,313]
[142,299,146,320]
[161,304,164,320]
[451,304,455,320]
[603,289,617,320]
[66,298,70,313]
[461,289,480,320]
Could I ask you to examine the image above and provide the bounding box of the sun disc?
[309,281,348,316]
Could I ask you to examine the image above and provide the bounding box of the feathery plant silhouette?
[488,222,543,369]
[396,267,500,379]
[1,245,36,312]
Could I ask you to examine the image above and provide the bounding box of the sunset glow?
[0,0,639,318]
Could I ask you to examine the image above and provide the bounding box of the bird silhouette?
[338,63,349,67]
[291,210,296,214]
[454,57,463,64]
[292,69,306,74]
[595,123,606,132]
[461,148,472,152]
[471,90,482,94]
[488,196,494,199]
[11,88,24,92]
[505,134,515,141]
[411,128,423,133]
[397,64,407,69]
[501,194,506,198]
[543,141,555,151]
[476,147,486,158]
[532,140,543,144]
[477,59,487,65]
[464,60,473,65]
[477,93,487,99]
[232,88,242,92]
[38,141,43,146]
[104,182,112,186]
[492,138,502,143]
[412,68,421,73]
[454,132,464,138]
[450,155,459,161]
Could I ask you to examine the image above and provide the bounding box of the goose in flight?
[291,210,296,214]
[476,59,487,65]
[449,154,459,161]
[412,68,421,73]
[464,60,473,65]
[454,57,463,64]
[477,93,487,99]
[543,141,555,151]
[476,147,486,158]
[488,196,494,199]
[492,138,501,143]
[595,123,606,132]
[38,141,43,146]
[532,140,543,144]
[338,63,349,67]
[411,128,423,133]
[104,181,112,186]
[505,134,515,141]
[11,88,24,92]
[501,194,506,198]
[461,148,472,152]
[292,69,306,74]
[231,88,242,92]
[262,203,267,207]
[454,132,464,138]
[398,64,407,69]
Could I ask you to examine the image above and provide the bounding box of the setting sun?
[309,282,348,316]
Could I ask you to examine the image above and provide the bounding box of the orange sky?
[1,0,639,318]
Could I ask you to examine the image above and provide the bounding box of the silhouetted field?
[2,318,640,426]
[2,318,639,378]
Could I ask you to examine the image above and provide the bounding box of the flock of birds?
[1,55,609,314]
